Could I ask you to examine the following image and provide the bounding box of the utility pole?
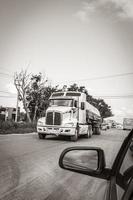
[15,91,19,122]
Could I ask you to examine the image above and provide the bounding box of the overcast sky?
[0,0,133,123]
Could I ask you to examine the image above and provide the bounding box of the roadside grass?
[0,121,37,134]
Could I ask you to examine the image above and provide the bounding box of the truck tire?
[93,127,101,135]
[38,133,46,139]
[71,125,79,141]
[85,125,92,138]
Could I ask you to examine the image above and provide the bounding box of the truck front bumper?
[37,126,76,136]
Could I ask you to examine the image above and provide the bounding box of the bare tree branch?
[14,69,32,122]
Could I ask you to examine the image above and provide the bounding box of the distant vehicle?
[123,118,133,130]
[111,122,117,128]
[116,124,123,130]
[104,120,115,129]
[59,129,133,200]
[106,122,112,129]
[37,91,102,141]
[101,123,108,130]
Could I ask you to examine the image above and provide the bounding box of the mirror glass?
[62,149,98,171]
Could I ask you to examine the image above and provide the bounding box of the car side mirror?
[59,147,106,177]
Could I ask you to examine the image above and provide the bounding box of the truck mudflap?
[92,123,101,135]
[93,126,101,135]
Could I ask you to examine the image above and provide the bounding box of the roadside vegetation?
[0,69,113,134]
[14,69,113,123]
[0,120,36,134]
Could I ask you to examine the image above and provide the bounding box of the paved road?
[0,129,130,200]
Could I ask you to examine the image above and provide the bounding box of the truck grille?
[46,112,61,125]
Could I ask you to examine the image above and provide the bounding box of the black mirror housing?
[81,102,85,110]
[59,146,106,177]
[74,100,78,108]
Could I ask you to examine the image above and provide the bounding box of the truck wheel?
[85,125,92,138]
[93,127,101,135]
[71,126,79,141]
[38,133,46,139]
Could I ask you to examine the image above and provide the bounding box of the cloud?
[74,0,133,22]
[109,106,133,123]
[75,2,95,22]
[114,107,133,118]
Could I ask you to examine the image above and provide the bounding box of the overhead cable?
[0,95,16,98]
[57,72,133,83]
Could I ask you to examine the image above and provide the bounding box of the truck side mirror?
[74,101,78,108]
[81,102,85,110]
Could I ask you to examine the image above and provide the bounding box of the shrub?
[0,120,37,134]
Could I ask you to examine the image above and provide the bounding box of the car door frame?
[105,129,133,200]
[59,130,133,200]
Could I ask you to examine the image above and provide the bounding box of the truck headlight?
[37,121,43,126]
[64,123,75,127]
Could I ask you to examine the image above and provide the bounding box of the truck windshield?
[50,99,73,107]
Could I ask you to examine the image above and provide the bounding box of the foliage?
[26,74,58,121]
[14,70,57,122]
[0,120,36,134]
[14,69,113,122]
[14,69,32,122]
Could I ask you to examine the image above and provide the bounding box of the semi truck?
[37,91,102,141]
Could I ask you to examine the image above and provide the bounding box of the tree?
[14,69,32,122]
[26,75,58,122]
[14,70,46,122]
[14,72,113,122]
[26,73,48,122]
[68,83,79,91]
[14,69,59,122]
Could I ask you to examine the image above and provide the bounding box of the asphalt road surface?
[0,129,131,200]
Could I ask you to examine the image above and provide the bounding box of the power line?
[0,72,13,77]
[0,72,13,78]
[1,71,133,81]
[0,90,16,94]
[0,95,16,98]
[75,72,133,82]
[57,72,133,83]
[0,94,133,99]
[93,95,133,99]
